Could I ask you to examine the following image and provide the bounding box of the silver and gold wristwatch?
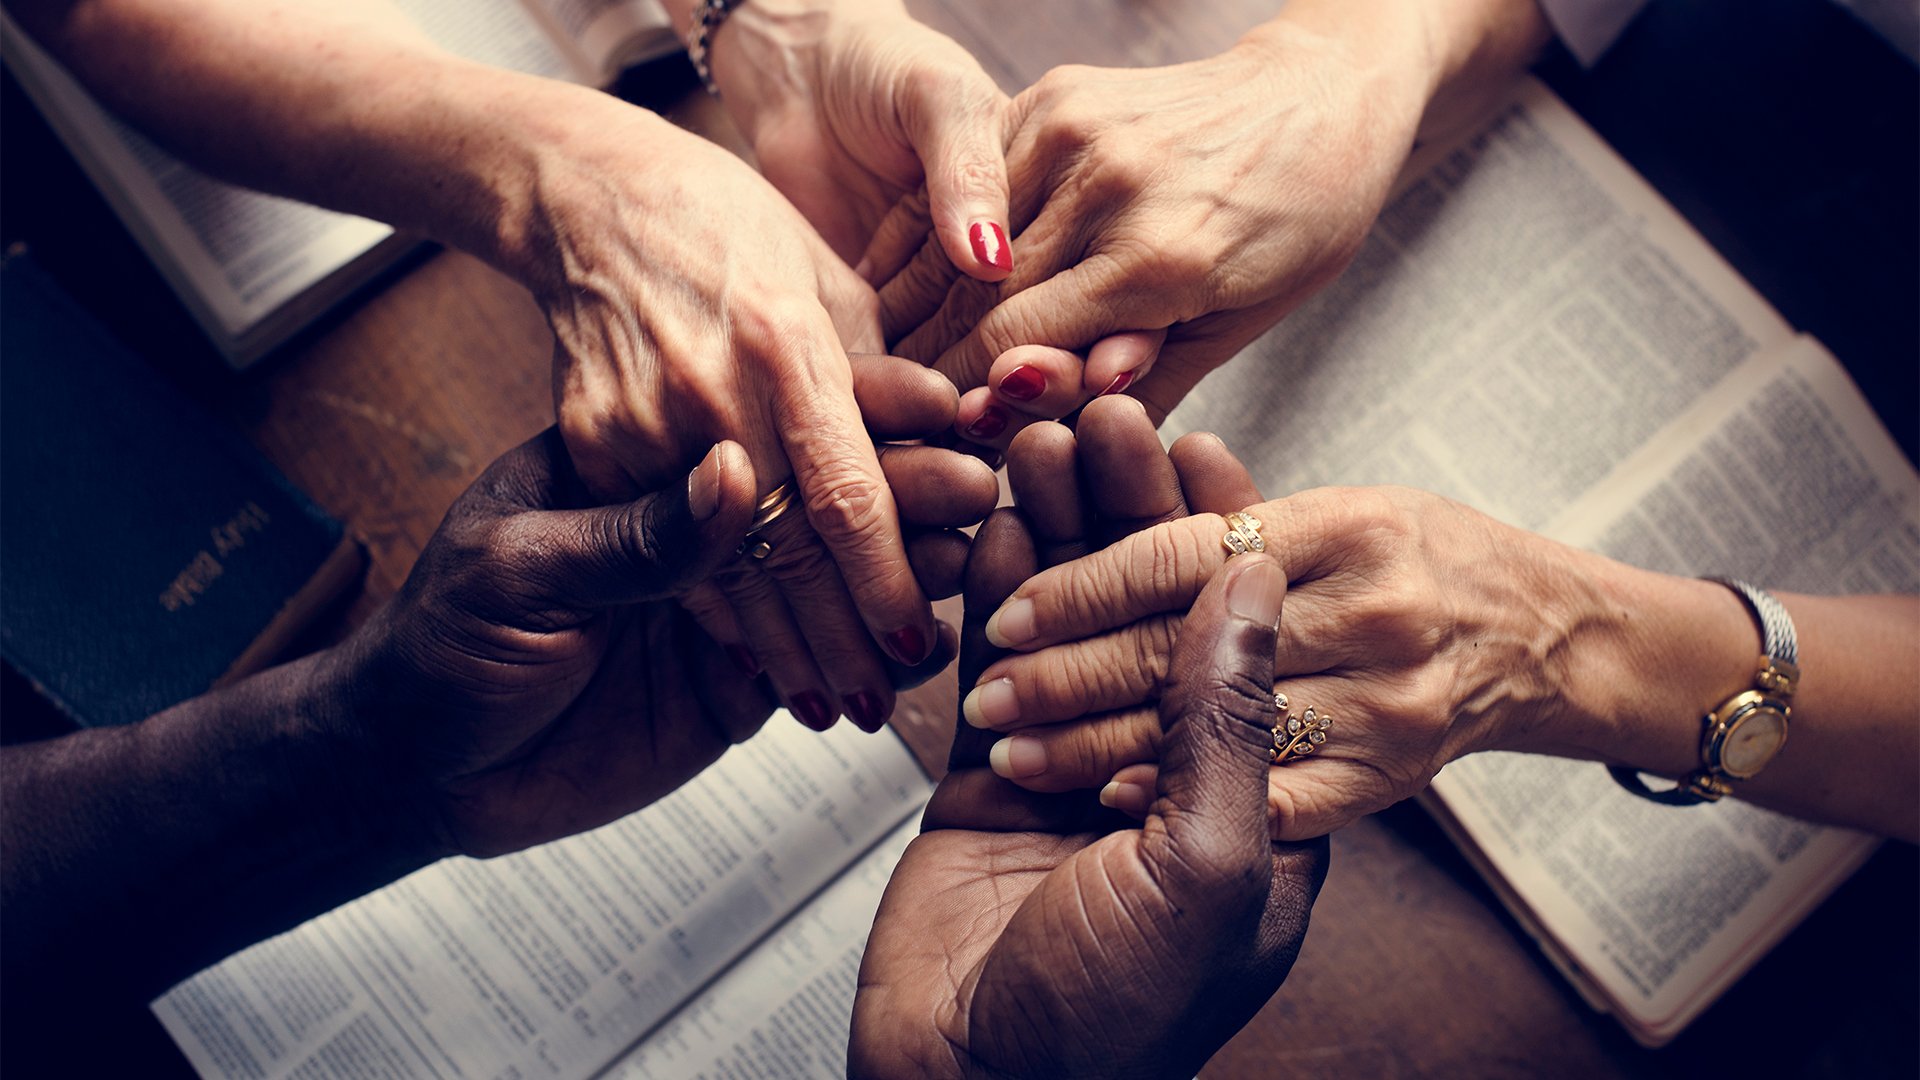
[1610,578,1799,806]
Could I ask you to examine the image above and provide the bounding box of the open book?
[1,0,675,367]
[154,719,932,1078]
[1161,77,1919,1046]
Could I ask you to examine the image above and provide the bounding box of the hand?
[969,481,1603,839]
[852,466,1326,1078]
[706,0,1013,280]
[872,0,1543,448]
[339,426,955,859]
[508,96,988,728]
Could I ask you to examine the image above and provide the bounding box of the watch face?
[1720,707,1788,778]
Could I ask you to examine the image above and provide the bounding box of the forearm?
[0,647,438,1014]
[6,0,664,280]
[1533,546,1920,841]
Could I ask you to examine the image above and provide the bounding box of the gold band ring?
[737,482,800,561]
[1269,691,1331,764]
[1221,511,1265,557]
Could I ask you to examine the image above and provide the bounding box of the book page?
[1430,335,1915,1043]
[1,0,581,363]
[1161,77,1794,532]
[524,0,677,82]
[604,816,920,1079]
[153,718,933,1080]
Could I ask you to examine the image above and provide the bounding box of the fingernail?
[989,736,1047,779]
[1099,780,1153,816]
[843,691,887,733]
[688,444,724,521]
[886,625,929,665]
[962,677,1020,728]
[998,365,1045,402]
[792,691,835,731]
[984,598,1035,649]
[726,644,761,677]
[969,221,1012,273]
[1099,370,1135,397]
[853,255,874,281]
[965,406,1009,441]
[1224,557,1284,629]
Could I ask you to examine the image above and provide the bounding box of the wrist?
[455,81,693,294]
[700,0,906,139]
[1243,0,1549,149]
[1521,550,1757,775]
[303,630,458,869]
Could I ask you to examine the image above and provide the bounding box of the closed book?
[1,252,363,728]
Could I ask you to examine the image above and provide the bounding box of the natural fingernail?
[998,365,1045,402]
[726,644,761,677]
[688,444,725,521]
[962,677,1020,728]
[853,255,875,281]
[965,406,1009,441]
[886,625,929,664]
[1099,780,1153,816]
[1224,556,1285,629]
[792,691,835,731]
[843,691,887,733]
[984,598,1035,649]
[969,221,1012,273]
[1099,370,1135,397]
[989,736,1047,779]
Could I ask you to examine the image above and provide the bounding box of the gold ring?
[1221,511,1265,557]
[737,482,800,560]
[1268,691,1331,764]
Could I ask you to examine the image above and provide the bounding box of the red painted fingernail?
[1100,370,1135,396]
[999,365,1045,401]
[843,691,887,733]
[965,406,1009,441]
[886,625,929,665]
[726,644,761,677]
[793,692,835,731]
[969,221,1012,273]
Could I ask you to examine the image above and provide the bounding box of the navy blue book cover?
[1,253,360,727]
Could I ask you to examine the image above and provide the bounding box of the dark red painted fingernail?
[793,692,835,731]
[886,625,929,664]
[726,644,761,677]
[965,406,1009,441]
[999,365,1045,401]
[969,221,1012,273]
[843,691,887,733]
[1100,370,1135,396]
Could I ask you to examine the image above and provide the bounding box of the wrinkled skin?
[851,399,1327,1078]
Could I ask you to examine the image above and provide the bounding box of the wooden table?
[2,0,1913,1075]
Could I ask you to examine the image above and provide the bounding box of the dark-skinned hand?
[850,397,1326,1078]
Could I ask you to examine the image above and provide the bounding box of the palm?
[426,603,747,857]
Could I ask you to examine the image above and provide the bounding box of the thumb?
[507,441,757,611]
[905,67,1013,283]
[1145,552,1286,896]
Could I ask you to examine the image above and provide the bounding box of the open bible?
[153,719,932,1078]
[1,0,676,367]
[1161,77,1919,1046]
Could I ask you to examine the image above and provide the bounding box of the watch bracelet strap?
[687,0,748,97]
[1706,575,1798,666]
[1606,577,1797,806]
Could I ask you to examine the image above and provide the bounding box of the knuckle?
[1131,615,1183,692]
[800,468,889,549]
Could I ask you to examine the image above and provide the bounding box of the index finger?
[982,489,1343,652]
[773,319,935,665]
